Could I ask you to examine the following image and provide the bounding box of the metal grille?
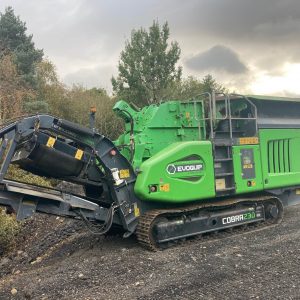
[268,139,291,174]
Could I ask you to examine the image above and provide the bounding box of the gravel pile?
[0,206,300,299]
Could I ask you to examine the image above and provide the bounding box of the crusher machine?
[0,93,300,250]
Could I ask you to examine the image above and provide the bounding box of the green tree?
[162,76,204,100]
[0,7,43,87]
[66,85,123,139]
[162,75,226,101]
[112,21,182,106]
[0,54,33,121]
[201,74,226,94]
[24,59,62,114]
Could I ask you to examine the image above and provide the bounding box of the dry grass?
[0,165,54,256]
[0,208,20,255]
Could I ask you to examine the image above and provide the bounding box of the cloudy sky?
[1,0,300,96]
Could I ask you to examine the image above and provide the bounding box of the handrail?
[190,92,214,140]
[228,93,258,135]
[186,92,258,141]
[227,94,233,140]
[213,92,229,121]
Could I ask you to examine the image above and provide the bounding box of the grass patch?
[0,165,55,256]
[0,208,20,256]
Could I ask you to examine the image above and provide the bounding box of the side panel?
[134,141,215,203]
[233,145,264,194]
[259,129,300,189]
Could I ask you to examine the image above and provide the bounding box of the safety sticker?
[134,203,140,217]
[216,178,226,190]
[120,169,130,179]
[75,149,84,160]
[160,183,170,192]
[239,137,259,145]
[46,137,56,148]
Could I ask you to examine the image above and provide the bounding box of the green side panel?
[232,145,264,194]
[134,141,215,203]
[259,129,300,189]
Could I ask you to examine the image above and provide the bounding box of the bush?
[0,208,20,255]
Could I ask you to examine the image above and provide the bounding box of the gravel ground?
[0,205,300,300]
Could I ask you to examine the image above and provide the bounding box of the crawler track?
[136,195,284,251]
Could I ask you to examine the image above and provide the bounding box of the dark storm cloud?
[163,0,300,69]
[1,0,300,89]
[185,45,248,74]
[166,0,300,42]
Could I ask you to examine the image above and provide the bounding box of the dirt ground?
[0,205,300,300]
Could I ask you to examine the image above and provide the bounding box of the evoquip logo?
[166,163,203,175]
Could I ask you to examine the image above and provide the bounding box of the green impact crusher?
[0,93,300,249]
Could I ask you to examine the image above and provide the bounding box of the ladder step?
[215,130,244,133]
[214,158,232,162]
[213,139,232,146]
[215,172,234,177]
[216,187,235,192]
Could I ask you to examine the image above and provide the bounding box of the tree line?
[0,7,225,139]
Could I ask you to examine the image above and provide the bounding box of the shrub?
[0,208,20,255]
